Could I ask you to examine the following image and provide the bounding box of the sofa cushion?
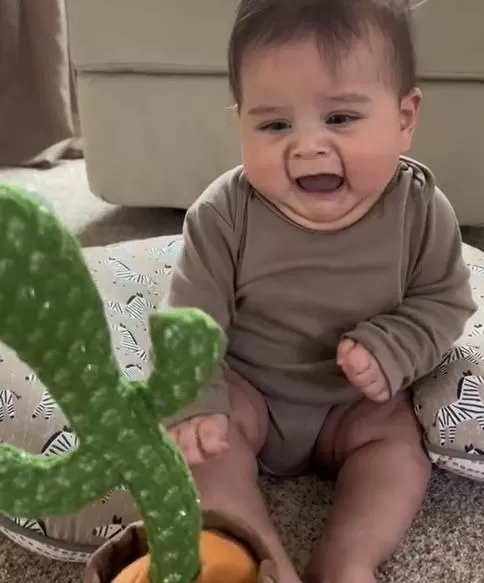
[414,0,484,80]
[67,0,484,80]
[77,74,240,208]
[66,0,238,73]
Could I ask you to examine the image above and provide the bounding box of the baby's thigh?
[226,369,269,454]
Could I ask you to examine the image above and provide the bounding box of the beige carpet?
[1,161,484,582]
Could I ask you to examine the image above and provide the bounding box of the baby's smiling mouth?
[295,173,345,194]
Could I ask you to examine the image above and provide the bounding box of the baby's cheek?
[345,146,399,195]
[243,135,278,168]
[243,143,288,195]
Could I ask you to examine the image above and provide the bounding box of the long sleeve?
[159,191,240,426]
[346,189,477,395]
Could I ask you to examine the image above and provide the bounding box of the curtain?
[0,0,82,167]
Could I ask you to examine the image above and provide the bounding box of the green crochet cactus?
[0,184,224,583]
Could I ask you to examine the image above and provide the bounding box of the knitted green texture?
[0,184,224,583]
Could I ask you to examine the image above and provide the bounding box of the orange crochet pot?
[111,530,258,583]
[84,514,277,583]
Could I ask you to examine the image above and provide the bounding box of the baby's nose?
[292,129,331,159]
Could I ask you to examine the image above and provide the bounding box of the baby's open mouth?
[295,173,344,193]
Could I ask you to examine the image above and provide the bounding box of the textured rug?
[1,160,484,583]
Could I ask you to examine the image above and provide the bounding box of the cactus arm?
[0,185,120,424]
[0,445,119,517]
[144,308,224,419]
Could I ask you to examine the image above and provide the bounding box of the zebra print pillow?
[414,244,484,481]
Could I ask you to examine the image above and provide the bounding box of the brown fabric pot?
[84,512,279,583]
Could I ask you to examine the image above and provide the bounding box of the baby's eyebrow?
[247,94,371,115]
[247,105,291,116]
[322,93,372,105]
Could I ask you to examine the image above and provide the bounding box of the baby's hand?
[168,414,229,466]
[337,339,390,403]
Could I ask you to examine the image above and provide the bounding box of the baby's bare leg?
[191,371,301,583]
[306,392,431,583]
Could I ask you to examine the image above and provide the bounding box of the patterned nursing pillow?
[414,344,484,481]
[0,184,224,583]
[413,243,484,481]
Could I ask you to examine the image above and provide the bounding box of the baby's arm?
[343,189,477,396]
[159,187,239,463]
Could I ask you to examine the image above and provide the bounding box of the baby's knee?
[335,391,426,459]
[390,393,427,445]
[351,397,431,478]
[372,396,431,474]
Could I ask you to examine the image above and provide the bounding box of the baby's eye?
[259,120,292,133]
[326,113,360,126]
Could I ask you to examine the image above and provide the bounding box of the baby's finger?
[337,338,356,365]
[371,389,391,403]
[198,415,229,456]
[362,381,391,403]
[347,343,374,376]
[350,361,379,388]
[176,423,205,465]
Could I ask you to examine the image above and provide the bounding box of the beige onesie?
[161,157,476,476]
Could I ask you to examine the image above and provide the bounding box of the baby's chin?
[281,206,365,232]
[269,187,380,232]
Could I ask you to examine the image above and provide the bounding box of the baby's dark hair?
[228,0,418,104]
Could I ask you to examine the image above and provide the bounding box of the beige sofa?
[66,0,484,225]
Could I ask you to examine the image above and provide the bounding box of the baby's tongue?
[296,173,344,193]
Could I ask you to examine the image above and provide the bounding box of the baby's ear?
[410,0,430,10]
[399,87,423,153]
[227,104,239,119]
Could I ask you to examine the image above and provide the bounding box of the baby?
[161,1,476,582]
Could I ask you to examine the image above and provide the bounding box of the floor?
[1,160,484,582]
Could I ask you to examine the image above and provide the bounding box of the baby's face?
[237,36,421,231]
